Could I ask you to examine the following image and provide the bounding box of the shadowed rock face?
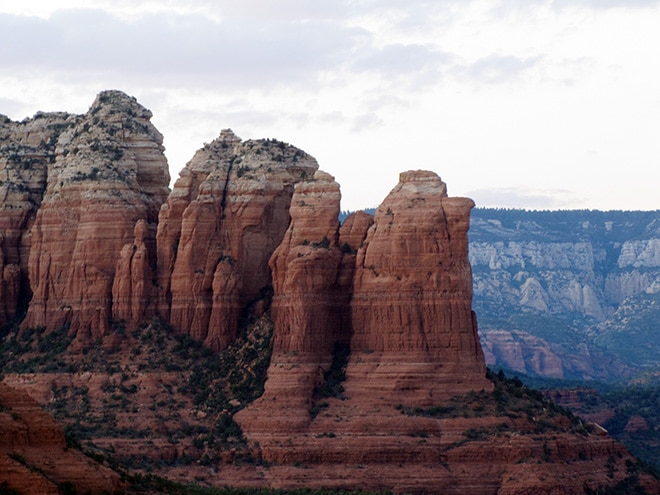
[238,170,353,431]
[21,91,170,344]
[0,111,73,327]
[156,129,319,351]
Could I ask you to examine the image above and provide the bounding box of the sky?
[1,0,659,212]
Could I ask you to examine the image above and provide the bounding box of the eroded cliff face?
[157,129,319,350]
[3,94,655,494]
[237,171,495,475]
[237,170,358,431]
[0,112,74,327]
[21,91,170,344]
[347,171,491,404]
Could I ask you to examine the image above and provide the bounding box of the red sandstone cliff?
[0,111,73,327]
[238,170,354,431]
[239,171,492,435]
[346,170,492,405]
[234,171,655,494]
[238,170,491,435]
[21,91,170,344]
[156,129,319,350]
[0,382,122,494]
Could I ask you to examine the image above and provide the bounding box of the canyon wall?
[469,209,660,379]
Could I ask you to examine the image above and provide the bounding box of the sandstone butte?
[1,91,659,494]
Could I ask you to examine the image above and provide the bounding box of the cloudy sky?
[1,0,659,211]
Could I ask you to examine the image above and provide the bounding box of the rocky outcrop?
[347,171,491,405]
[238,171,494,469]
[157,130,318,350]
[4,94,658,494]
[21,91,170,343]
[0,111,74,327]
[480,329,566,378]
[236,173,659,494]
[237,171,357,431]
[0,382,121,494]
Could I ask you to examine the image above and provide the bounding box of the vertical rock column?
[237,171,350,432]
[112,220,154,325]
[0,112,73,327]
[346,170,492,405]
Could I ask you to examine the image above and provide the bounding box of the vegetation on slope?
[510,370,660,474]
[0,302,275,474]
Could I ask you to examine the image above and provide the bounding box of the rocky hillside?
[1,91,658,494]
[469,208,660,381]
[0,382,122,494]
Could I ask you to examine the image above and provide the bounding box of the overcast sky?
[1,0,659,211]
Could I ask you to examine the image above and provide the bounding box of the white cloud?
[0,9,367,88]
[466,187,583,210]
[464,54,543,84]
[1,1,659,212]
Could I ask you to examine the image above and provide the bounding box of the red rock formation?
[625,415,650,434]
[346,170,492,405]
[22,91,170,343]
[0,112,74,327]
[238,170,351,431]
[0,382,122,494]
[4,96,657,494]
[480,328,565,378]
[112,219,154,325]
[157,130,319,350]
[238,171,501,489]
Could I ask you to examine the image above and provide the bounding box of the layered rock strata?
[4,94,654,494]
[238,171,492,446]
[0,111,74,327]
[156,129,319,350]
[469,209,660,379]
[238,171,358,431]
[234,172,654,494]
[0,382,122,493]
[22,91,170,343]
[346,171,491,405]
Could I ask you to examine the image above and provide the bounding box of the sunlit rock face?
[346,170,492,405]
[17,91,169,344]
